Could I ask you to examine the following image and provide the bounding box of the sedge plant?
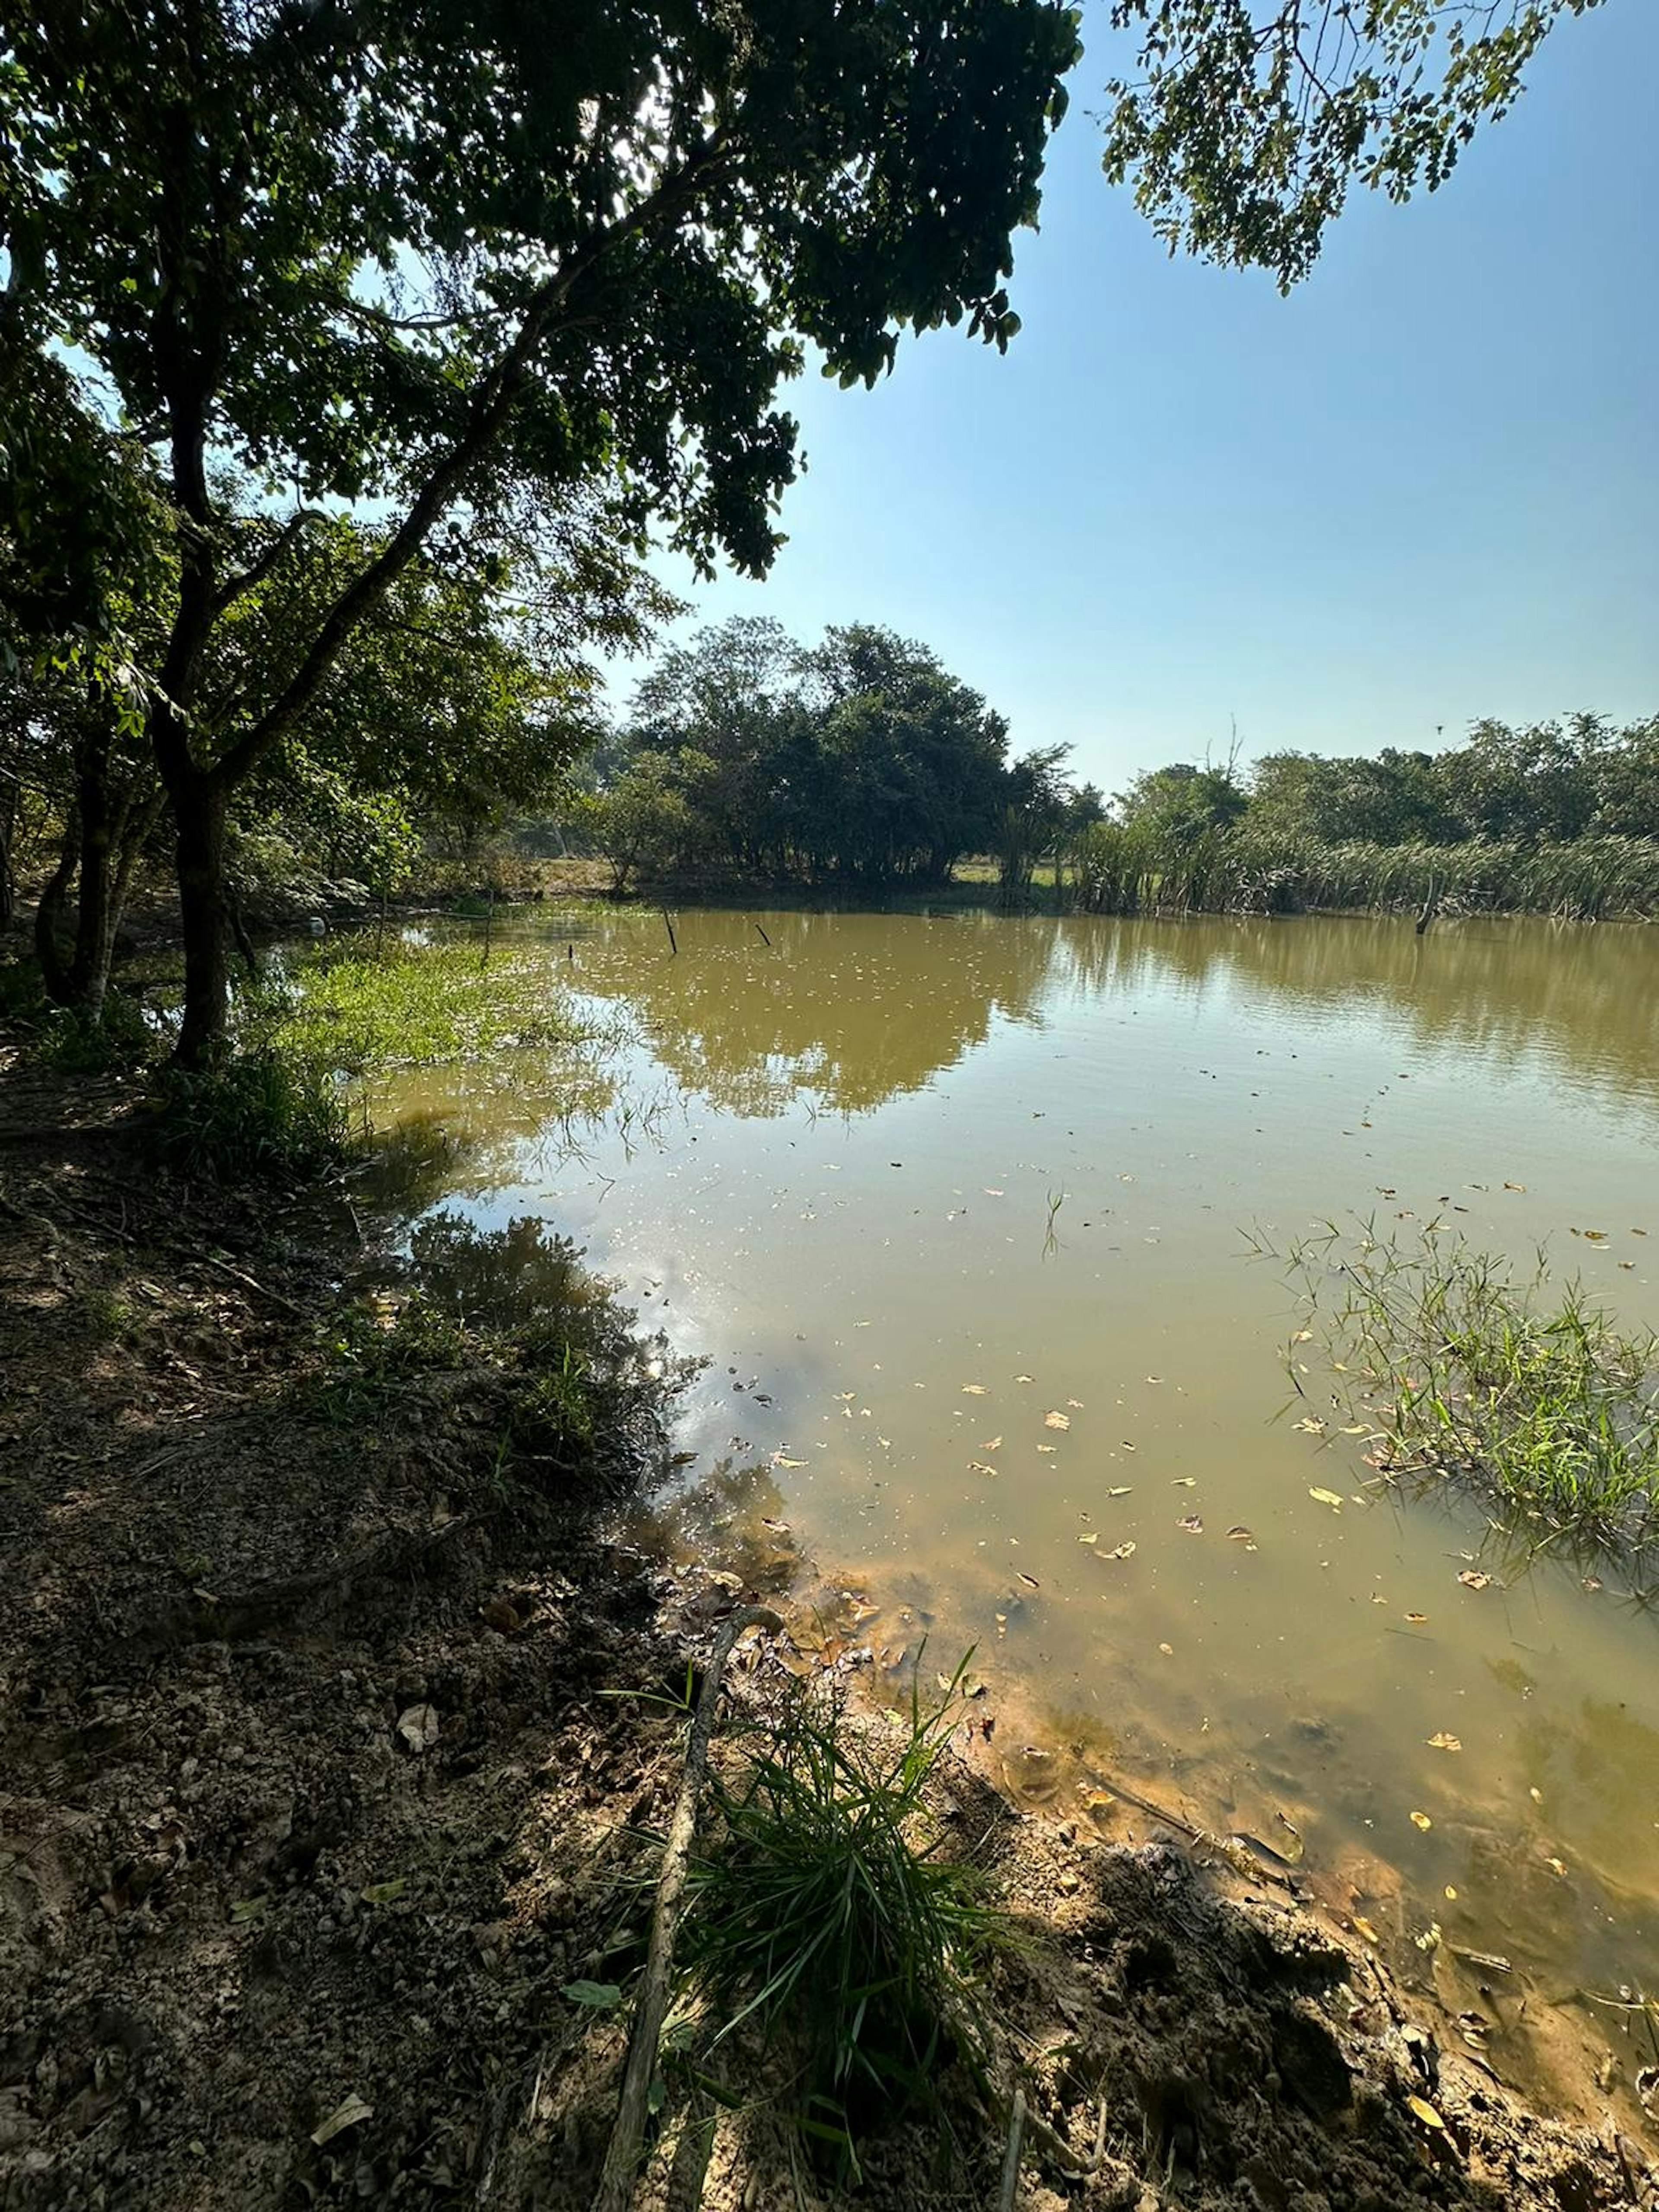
[679,1653,1003,2171]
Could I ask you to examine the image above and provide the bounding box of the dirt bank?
[1,1049,1654,2212]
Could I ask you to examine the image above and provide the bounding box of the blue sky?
[646,3,1658,797]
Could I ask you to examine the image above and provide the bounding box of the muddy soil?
[1,1051,1654,2212]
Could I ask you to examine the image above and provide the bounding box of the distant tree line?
[1117,717,1659,849]
[580,628,1656,920]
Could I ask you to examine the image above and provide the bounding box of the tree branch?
[211,128,736,795]
[210,508,324,616]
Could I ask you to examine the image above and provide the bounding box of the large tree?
[2,0,1080,1056]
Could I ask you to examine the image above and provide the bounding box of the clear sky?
[644,2,1659,797]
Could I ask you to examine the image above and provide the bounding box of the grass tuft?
[148,1049,356,1182]
[681,1656,1001,2171]
[262,937,574,1072]
[1285,1222,1659,1560]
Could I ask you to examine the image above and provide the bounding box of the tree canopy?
[588,617,1029,887]
[1,0,1081,1052]
[1102,0,1606,288]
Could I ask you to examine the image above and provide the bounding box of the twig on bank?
[996,2088,1027,2211]
[597,1602,784,2212]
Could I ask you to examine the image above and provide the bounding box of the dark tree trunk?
[0,780,16,929]
[35,807,81,1003]
[68,738,115,1017]
[174,774,231,1065]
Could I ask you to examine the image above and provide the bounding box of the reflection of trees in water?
[629,1454,807,1597]
[575,909,1064,1116]
[366,909,1656,1220]
[1054,915,1659,1099]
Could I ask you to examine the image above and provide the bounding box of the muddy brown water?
[368,906,1659,2117]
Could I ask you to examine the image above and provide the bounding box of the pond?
[369,905,1659,2119]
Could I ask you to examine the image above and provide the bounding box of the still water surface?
[373,907,1659,2115]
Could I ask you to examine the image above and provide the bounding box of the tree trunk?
[35,807,81,1003]
[68,738,115,1018]
[0,779,16,929]
[174,774,231,1065]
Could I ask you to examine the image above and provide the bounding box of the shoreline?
[3,1046,1655,2209]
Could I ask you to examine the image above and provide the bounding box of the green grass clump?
[149,1049,355,1182]
[264,937,572,1073]
[1288,1223,1659,1559]
[682,1659,1000,2171]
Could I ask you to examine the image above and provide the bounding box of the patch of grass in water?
[264,937,576,1073]
[1285,1221,1659,1562]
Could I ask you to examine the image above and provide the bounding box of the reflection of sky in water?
[373,907,1659,2115]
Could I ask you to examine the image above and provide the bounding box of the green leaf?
[562,1980,624,2010]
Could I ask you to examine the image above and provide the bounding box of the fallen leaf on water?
[1427,1732,1463,1752]
[1456,1569,1492,1591]
[1037,1443,1057,1454]
[1445,1886,1458,1900]
[1406,2095,1446,2133]
[1504,1181,1526,1192]
[1227,1525,1259,1549]
[1177,1514,1205,1534]
[1309,1487,1344,1510]
[1044,1411,1071,1430]
[962,1384,989,1396]
[1066,1398,1085,1408]
[982,1435,1003,1452]
[1108,1541,1137,1560]
[1017,1572,1040,1590]
[1171,1475,1196,1487]
[1157,1641,1173,1655]
[1293,1416,1328,1435]
[1405,1612,1428,1623]
[773,1454,807,1469]
[1545,1856,1568,1878]
[1410,1811,1433,1832]
[1078,1532,1099,1545]
[1014,1373,1034,1383]
[312,2094,375,2147]
[1107,1485,1133,1497]
[968,1461,998,1477]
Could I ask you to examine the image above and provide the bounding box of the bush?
[149,1049,355,1182]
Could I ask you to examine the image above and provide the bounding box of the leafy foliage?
[591,616,1039,886]
[1102,0,1606,289]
